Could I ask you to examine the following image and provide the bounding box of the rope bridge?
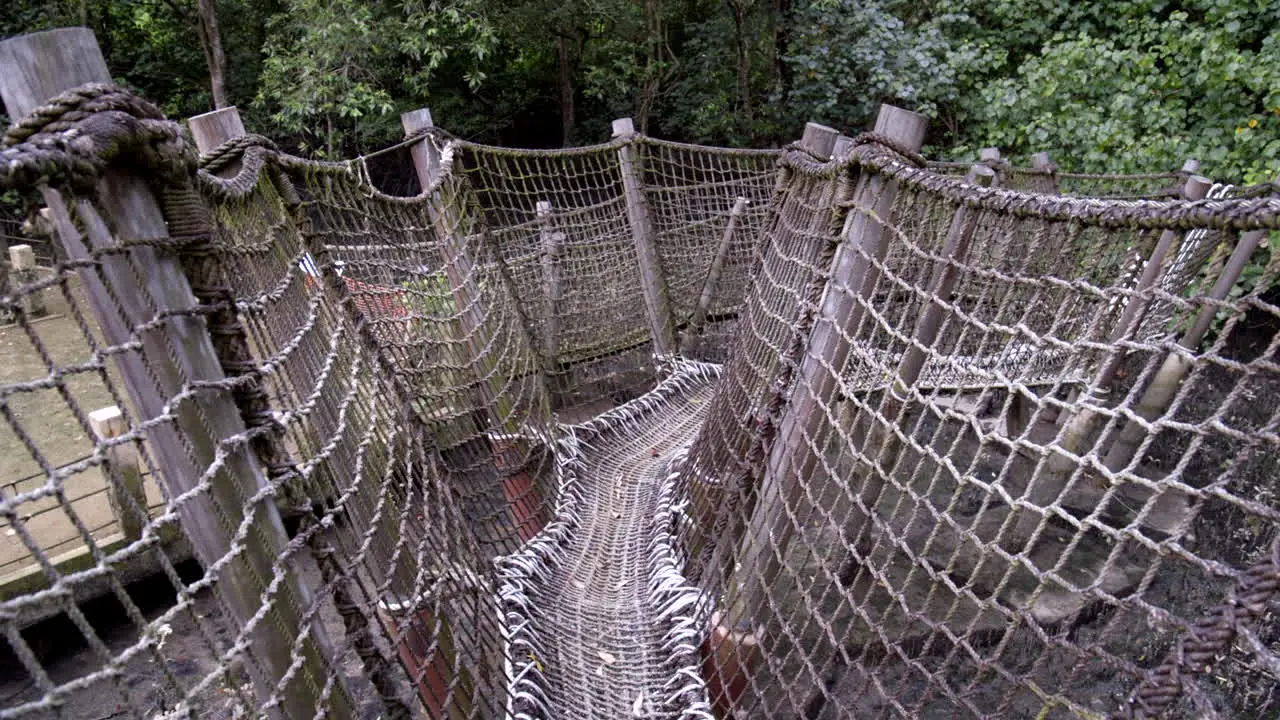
[2,27,1280,720]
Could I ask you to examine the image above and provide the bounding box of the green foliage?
[953,4,1280,183]
[779,0,983,131]
[0,0,1277,184]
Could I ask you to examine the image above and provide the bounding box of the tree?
[963,9,1280,183]
[195,0,229,108]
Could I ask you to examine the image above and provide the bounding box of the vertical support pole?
[401,107,548,546]
[1031,152,1059,194]
[612,117,678,356]
[536,200,566,389]
[89,406,148,542]
[188,106,246,174]
[0,28,355,720]
[1102,228,1267,471]
[706,110,925,716]
[189,105,421,593]
[733,105,927,615]
[894,165,996,388]
[8,244,47,317]
[800,122,840,159]
[189,107,441,717]
[681,196,748,355]
[980,147,1003,186]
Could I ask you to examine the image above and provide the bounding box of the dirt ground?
[759,301,1280,719]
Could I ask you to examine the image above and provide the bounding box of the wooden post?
[718,104,926,661]
[980,147,1004,186]
[1102,228,1267,471]
[401,108,548,546]
[402,108,521,425]
[188,106,246,176]
[894,165,996,387]
[681,196,749,355]
[0,28,355,720]
[189,106,426,599]
[612,117,678,356]
[536,200,566,377]
[8,244,47,317]
[1031,152,1059,194]
[88,406,148,542]
[832,134,855,162]
[800,122,839,159]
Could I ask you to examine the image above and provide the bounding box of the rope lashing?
[198,132,279,174]
[1,82,196,193]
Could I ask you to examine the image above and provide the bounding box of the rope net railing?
[3,27,1280,720]
[682,140,1280,719]
[928,159,1189,199]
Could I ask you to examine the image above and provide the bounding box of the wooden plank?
[0,28,354,720]
[613,117,678,356]
[0,526,191,622]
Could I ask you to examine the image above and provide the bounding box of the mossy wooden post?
[537,200,567,396]
[189,106,423,600]
[8,244,47,317]
[612,117,678,356]
[0,27,355,720]
[89,406,148,542]
[729,106,926,619]
[1031,152,1059,194]
[681,196,748,355]
[402,107,548,547]
[1102,227,1268,471]
[699,122,839,715]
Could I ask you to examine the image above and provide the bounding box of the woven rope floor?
[500,361,720,718]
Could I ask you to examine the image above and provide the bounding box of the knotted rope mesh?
[2,81,1279,720]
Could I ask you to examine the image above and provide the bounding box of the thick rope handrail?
[198,132,279,174]
[0,83,195,193]
[841,143,1280,230]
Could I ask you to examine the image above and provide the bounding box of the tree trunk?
[196,0,230,108]
[773,0,791,101]
[637,0,664,134]
[557,34,575,146]
[729,0,752,125]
